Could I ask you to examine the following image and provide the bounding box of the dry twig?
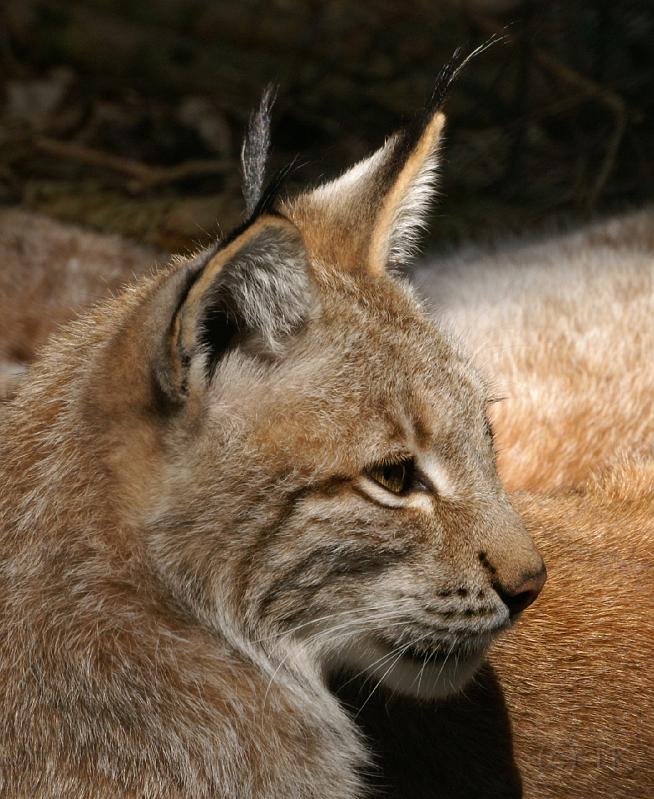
[33,136,229,192]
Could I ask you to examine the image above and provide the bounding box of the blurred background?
[1,0,652,253]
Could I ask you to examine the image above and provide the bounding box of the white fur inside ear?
[309,139,395,205]
[375,113,446,269]
[385,148,440,267]
[281,110,444,275]
[223,233,311,351]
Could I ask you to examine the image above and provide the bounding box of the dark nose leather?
[495,566,547,619]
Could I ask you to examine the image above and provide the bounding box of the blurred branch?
[33,136,229,191]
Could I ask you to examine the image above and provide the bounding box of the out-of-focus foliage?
[1,0,652,251]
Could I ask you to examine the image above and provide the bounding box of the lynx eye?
[367,458,417,495]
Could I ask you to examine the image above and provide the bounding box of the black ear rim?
[153,277,249,407]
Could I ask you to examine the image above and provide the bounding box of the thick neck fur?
[0,269,367,799]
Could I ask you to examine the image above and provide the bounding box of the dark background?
[1,0,652,253]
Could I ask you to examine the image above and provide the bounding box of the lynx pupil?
[369,459,414,494]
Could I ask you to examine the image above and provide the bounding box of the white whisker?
[355,630,436,717]
[255,597,415,644]
[261,610,413,710]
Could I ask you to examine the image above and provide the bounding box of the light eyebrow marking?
[411,414,432,450]
[416,454,458,499]
[382,412,459,502]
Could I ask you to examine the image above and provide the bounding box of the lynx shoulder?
[0,66,545,798]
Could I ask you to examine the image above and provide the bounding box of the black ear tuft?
[241,85,277,217]
[430,38,504,112]
[426,46,468,117]
[278,41,501,274]
[394,39,502,173]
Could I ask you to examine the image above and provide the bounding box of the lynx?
[0,66,546,797]
[4,81,651,799]
[3,213,652,799]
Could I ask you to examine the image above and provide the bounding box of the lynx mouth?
[330,624,508,701]
[399,642,452,664]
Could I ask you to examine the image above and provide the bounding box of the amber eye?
[367,458,416,495]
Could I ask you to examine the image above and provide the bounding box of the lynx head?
[22,59,545,701]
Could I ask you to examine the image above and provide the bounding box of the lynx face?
[110,85,545,703]
[144,263,543,702]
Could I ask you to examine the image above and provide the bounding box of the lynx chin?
[0,61,545,798]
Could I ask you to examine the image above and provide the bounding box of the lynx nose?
[495,565,547,619]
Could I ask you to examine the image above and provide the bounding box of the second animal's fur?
[0,209,154,399]
[415,211,654,493]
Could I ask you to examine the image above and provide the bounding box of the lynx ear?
[282,63,459,274]
[162,215,311,397]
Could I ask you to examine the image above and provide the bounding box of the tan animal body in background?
[414,211,654,493]
[0,64,548,798]
[0,211,155,400]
